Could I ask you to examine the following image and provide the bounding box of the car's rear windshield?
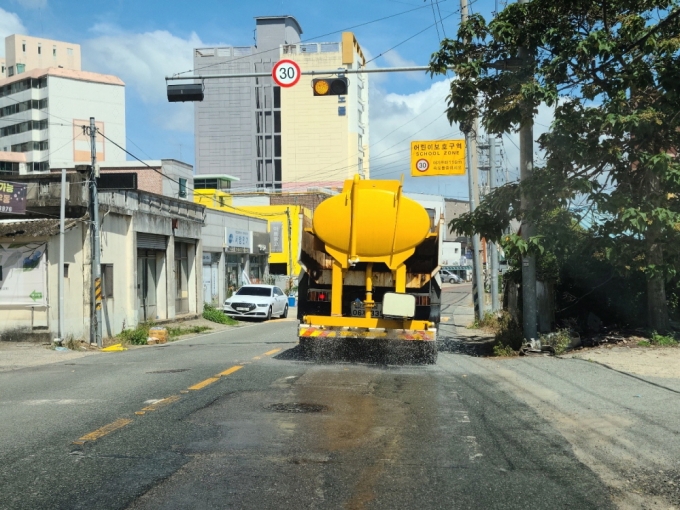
[235,287,272,297]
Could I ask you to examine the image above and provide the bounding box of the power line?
[176,1,457,77]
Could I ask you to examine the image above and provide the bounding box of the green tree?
[430,0,680,331]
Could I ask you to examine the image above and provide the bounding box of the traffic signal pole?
[165,66,446,82]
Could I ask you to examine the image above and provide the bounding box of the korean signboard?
[225,228,252,253]
[270,222,283,253]
[0,181,27,214]
[0,243,47,306]
[410,140,466,177]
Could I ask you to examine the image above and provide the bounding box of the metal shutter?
[137,233,167,250]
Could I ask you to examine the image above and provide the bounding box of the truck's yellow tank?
[312,176,431,269]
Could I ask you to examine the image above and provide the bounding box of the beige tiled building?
[3,34,81,78]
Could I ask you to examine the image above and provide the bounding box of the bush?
[494,312,524,352]
[493,344,518,357]
[540,329,573,355]
[117,323,151,345]
[167,325,211,338]
[650,331,678,346]
[203,304,238,325]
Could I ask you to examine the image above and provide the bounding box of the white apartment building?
[0,35,126,174]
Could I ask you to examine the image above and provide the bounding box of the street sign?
[410,140,466,177]
[272,59,301,88]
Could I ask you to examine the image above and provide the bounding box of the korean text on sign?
[410,140,466,177]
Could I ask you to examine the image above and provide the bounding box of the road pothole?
[146,369,190,374]
[267,402,328,413]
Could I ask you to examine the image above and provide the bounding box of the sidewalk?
[0,342,98,372]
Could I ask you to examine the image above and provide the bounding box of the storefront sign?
[0,243,47,305]
[226,228,252,253]
[271,222,283,253]
[0,181,27,215]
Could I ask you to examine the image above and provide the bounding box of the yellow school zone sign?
[410,140,466,177]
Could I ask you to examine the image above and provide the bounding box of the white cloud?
[368,78,468,196]
[84,25,203,104]
[14,0,47,9]
[368,77,557,197]
[82,25,207,133]
[0,8,27,56]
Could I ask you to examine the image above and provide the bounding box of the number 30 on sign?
[272,59,301,88]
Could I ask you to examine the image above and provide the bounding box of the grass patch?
[470,312,499,331]
[117,322,152,345]
[650,331,678,346]
[540,329,572,355]
[493,344,518,357]
[473,311,524,356]
[637,340,652,347]
[203,304,238,325]
[167,325,211,339]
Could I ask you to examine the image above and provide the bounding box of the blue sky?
[0,0,549,198]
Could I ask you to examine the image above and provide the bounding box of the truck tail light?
[308,289,331,302]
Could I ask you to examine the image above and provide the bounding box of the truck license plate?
[350,302,382,318]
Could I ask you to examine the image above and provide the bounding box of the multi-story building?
[3,34,81,78]
[193,16,369,191]
[0,35,126,174]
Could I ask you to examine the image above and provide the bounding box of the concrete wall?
[48,75,126,168]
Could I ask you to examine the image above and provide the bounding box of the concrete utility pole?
[518,0,537,340]
[461,0,485,320]
[489,136,500,312]
[89,117,103,347]
[58,168,65,342]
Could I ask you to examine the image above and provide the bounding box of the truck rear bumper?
[298,324,436,342]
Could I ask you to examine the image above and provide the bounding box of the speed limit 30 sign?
[272,59,301,88]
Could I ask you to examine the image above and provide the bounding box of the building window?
[16,64,25,74]
[179,178,187,198]
[101,264,113,298]
[38,45,41,55]
[22,43,26,52]
[63,264,69,278]
[7,67,13,77]
[53,46,56,57]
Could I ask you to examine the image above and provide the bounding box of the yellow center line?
[252,356,262,360]
[74,418,132,444]
[263,348,281,356]
[141,395,181,411]
[188,377,220,391]
[218,365,243,377]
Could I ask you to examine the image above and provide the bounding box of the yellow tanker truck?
[297,176,442,363]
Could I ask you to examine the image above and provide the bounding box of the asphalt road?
[1,290,678,509]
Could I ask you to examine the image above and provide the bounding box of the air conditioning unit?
[167,83,204,102]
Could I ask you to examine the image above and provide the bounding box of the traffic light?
[312,77,348,96]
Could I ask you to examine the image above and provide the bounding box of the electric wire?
[174,1,457,77]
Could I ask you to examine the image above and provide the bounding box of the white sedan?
[224,285,289,320]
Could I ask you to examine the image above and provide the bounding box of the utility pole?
[89,117,102,347]
[461,0,485,320]
[518,0,537,340]
[58,168,65,342]
[489,136,500,312]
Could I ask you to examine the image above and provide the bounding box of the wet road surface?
[0,308,624,510]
